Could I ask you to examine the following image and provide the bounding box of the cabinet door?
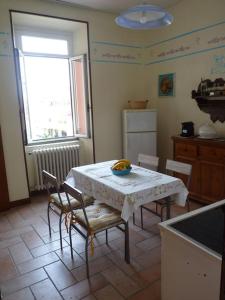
[200,161,225,203]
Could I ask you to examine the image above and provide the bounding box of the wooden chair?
[140,159,192,228]
[138,153,159,171]
[63,181,130,278]
[42,170,94,250]
[133,154,159,226]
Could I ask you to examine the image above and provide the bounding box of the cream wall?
[0,0,146,201]
[2,0,224,202]
[145,0,225,166]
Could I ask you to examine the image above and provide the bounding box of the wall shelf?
[192,78,225,122]
[192,95,225,122]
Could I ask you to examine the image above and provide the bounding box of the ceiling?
[12,12,85,31]
[51,0,182,13]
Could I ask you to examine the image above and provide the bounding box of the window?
[16,33,90,144]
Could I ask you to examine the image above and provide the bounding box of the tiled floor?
[0,196,201,300]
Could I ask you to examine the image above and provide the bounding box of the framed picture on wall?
[158,73,175,97]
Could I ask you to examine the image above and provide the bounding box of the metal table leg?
[166,196,171,220]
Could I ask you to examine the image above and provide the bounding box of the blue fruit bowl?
[111,167,132,176]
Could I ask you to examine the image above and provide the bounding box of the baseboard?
[30,189,47,197]
[10,198,31,207]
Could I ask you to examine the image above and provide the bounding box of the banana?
[117,159,131,165]
[112,159,131,170]
[112,162,125,170]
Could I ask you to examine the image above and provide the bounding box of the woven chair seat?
[50,192,94,212]
[73,203,122,232]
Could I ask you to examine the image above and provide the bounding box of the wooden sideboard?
[172,136,225,205]
[0,128,10,211]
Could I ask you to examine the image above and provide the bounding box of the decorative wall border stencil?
[145,20,225,65]
[91,20,225,65]
[158,73,175,97]
[91,41,143,65]
[0,32,10,57]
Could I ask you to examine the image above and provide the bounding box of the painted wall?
[145,0,225,167]
[0,0,146,201]
[2,0,224,201]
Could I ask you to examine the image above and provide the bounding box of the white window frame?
[14,27,90,145]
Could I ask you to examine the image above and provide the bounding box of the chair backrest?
[165,159,192,188]
[42,170,62,204]
[138,153,159,171]
[63,181,90,228]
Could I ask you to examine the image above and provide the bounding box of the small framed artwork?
[158,73,175,97]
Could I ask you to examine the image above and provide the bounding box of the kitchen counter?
[159,200,225,300]
[171,204,225,255]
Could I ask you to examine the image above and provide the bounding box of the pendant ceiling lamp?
[115,4,173,30]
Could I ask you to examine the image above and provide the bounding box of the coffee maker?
[180,122,194,137]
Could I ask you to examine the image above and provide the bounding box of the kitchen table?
[66,160,188,222]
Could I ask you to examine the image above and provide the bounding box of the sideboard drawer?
[175,142,197,158]
[199,145,225,161]
[172,136,225,205]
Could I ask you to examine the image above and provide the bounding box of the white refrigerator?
[122,109,157,164]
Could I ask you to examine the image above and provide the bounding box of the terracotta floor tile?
[6,211,27,228]
[31,278,62,300]
[17,252,59,274]
[101,266,140,298]
[42,229,68,244]
[79,244,112,262]
[136,263,161,284]
[0,216,13,233]
[129,272,149,290]
[64,234,86,254]
[104,237,124,251]
[55,246,85,270]
[61,273,108,300]
[146,224,160,235]
[0,248,9,258]
[44,260,76,290]
[107,250,142,276]
[0,196,198,300]
[72,255,113,281]
[17,206,36,220]
[111,238,145,258]
[9,242,33,265]
[94,229,124,245]
[94,284,124,300]
[130,263,161,290]
[0,226,33,240]
[21,230,44,249]
[128,280,161,300]
[136,235,161,251]
[133,214,159,230]
[0,254,18,282]
[0,236,22,249]
[31,239,68,257]
[1,268,48,296]
[128,229,147,244]
[43,210,60,224]
[82,295,97,300]
[3,287,34,300]
[32,218,50,237]
[135,247,161,268]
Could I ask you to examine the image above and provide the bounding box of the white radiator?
[33,145,80,190]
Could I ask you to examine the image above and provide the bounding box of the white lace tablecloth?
[66,160,188,221]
